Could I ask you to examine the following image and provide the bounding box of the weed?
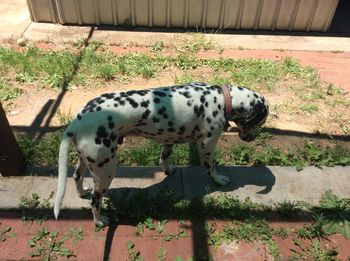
[95,63,116,80]
[0,78,23,101]
[273,227,289,239]
[65,227,85,244]
[297,214,331,240]
[56,110,73,126]
[178,34,215,53]
[228,143,254,165]
[156,220,168,234]
[17,132,78,166]
[313,190,350,239]
[289,239,340,261]
[207,219,281,260]
[275,200,302,219]
[127,241,144,261]
[28,227,75,260]
[174,72,195,85]
[327,84,344,96]
[301,104,319,114]
[18,192,54,223]
[0,225,16,242]
[157,247,167,261]
[254,127,274,146]
[151,41,165,52]
[172,54,201,70]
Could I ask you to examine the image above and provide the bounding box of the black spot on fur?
[194,105,205,118]
[110,132,117,141]
[66,132,74,137]
[154,98,161,103]
[158,107,166,114]
[142,109,151,119]
[153,91,167,97]
[141,101,149,108]
[87,156,95,163]
[103,139,111,147]
[153,117,160,123]
[77,114,82,120]
[101,93,115,99]
[97,126,108,138]
[108,121,115,129]
[126,97,139,108]
[97,162,104,168]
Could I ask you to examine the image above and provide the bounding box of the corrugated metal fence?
[27,0,339,32]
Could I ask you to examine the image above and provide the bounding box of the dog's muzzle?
[239,131,256,142]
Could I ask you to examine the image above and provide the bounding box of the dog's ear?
[245,101,268,129]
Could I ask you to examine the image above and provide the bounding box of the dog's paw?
[164,165,176,175]
[78,186,92,199]
[95,215,109,227]
[213,175,230,186]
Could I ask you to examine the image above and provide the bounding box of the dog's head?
[233,93,269,142]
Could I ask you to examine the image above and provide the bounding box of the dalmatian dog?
[54,82,268,227]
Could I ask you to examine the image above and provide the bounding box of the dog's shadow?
[107,165,276,201]
[102,166,276,261]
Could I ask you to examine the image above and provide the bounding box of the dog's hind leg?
[73,157,91,198]
[159,144,176,175]
[90,160,116,227]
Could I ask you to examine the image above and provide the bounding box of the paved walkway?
[1,166,350,260]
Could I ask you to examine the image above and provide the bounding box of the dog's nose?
[239,132,255,142]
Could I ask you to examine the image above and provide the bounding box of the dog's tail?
[54,130,73,220]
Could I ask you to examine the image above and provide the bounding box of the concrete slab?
[1,166,349,210]
[0,0,31,41]
[21,22,350,52]
[181,166,350,206]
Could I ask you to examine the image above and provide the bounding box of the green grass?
[0,78,23,101]
[16,130,350,169]
[0,46,323,93]
[28,227,76,260]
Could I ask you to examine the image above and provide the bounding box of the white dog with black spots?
[54,82,268,227]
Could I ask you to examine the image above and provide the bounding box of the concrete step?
[1,166,349,210]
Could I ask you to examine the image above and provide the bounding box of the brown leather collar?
[221,84,233,121]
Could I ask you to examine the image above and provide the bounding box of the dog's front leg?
[199,137,230,186]
[159,144,176,175]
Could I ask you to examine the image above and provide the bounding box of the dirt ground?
[3,42,350,150]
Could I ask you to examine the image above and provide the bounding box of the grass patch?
[28,227,76,260]
[0,46,323,93]
[17,131,78,166]
[0,78,23,101]
[18,192,54,223]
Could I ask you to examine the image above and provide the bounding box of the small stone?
[10,111,19,115]
[17,38,26,47]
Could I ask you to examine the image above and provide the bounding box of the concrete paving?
[1,166,349,210]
